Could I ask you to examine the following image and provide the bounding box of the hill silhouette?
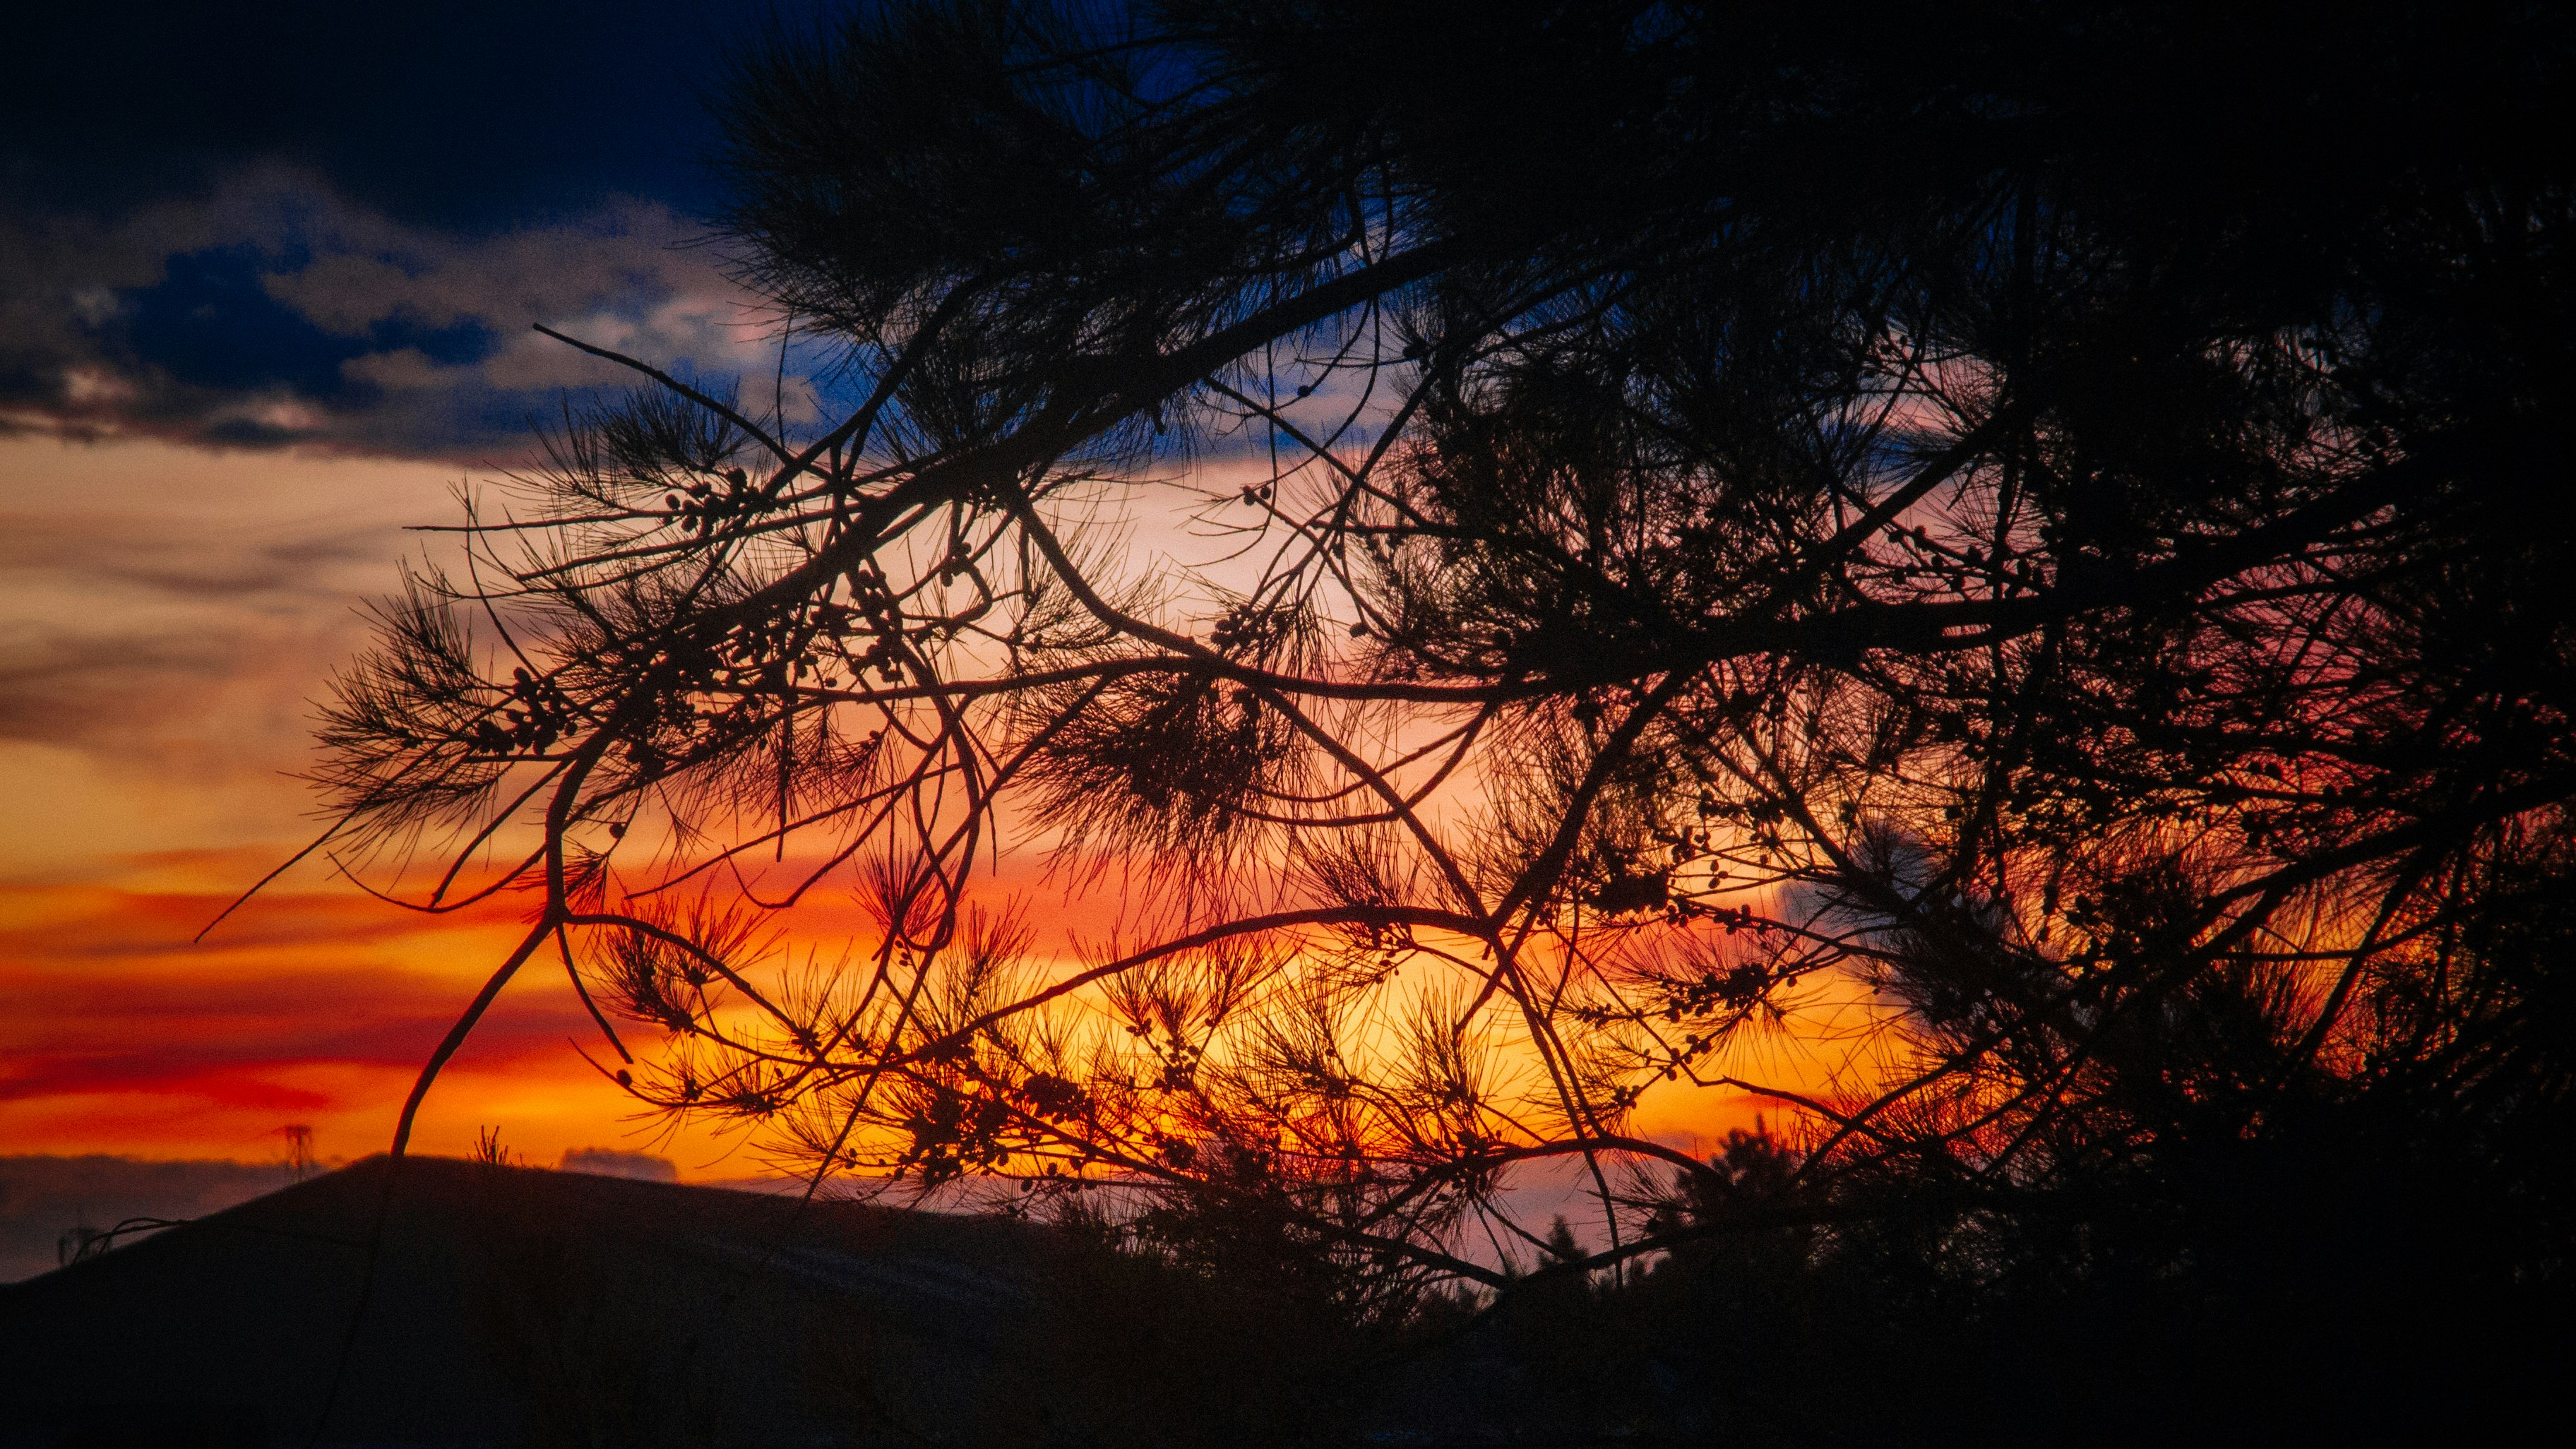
[0,1155,1049,1447]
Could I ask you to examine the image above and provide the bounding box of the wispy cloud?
[0,869,674,1167]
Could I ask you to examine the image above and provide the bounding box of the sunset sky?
[0,1,819,1172]
[0,3,1783,1182]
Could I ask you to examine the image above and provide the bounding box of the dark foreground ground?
[1,1154,2558,1448]
[0,1157,1074,1448]
[0,1157,1568,1449]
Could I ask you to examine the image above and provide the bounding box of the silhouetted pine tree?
[297,4,2576,1438]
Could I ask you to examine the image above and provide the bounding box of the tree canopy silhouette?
[296,0,2575,1335]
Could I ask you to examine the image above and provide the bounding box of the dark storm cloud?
[1,1,804,458]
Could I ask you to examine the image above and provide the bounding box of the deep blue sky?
[4,1,742,228]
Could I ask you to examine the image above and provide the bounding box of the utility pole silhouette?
[283,1124,315,1182]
